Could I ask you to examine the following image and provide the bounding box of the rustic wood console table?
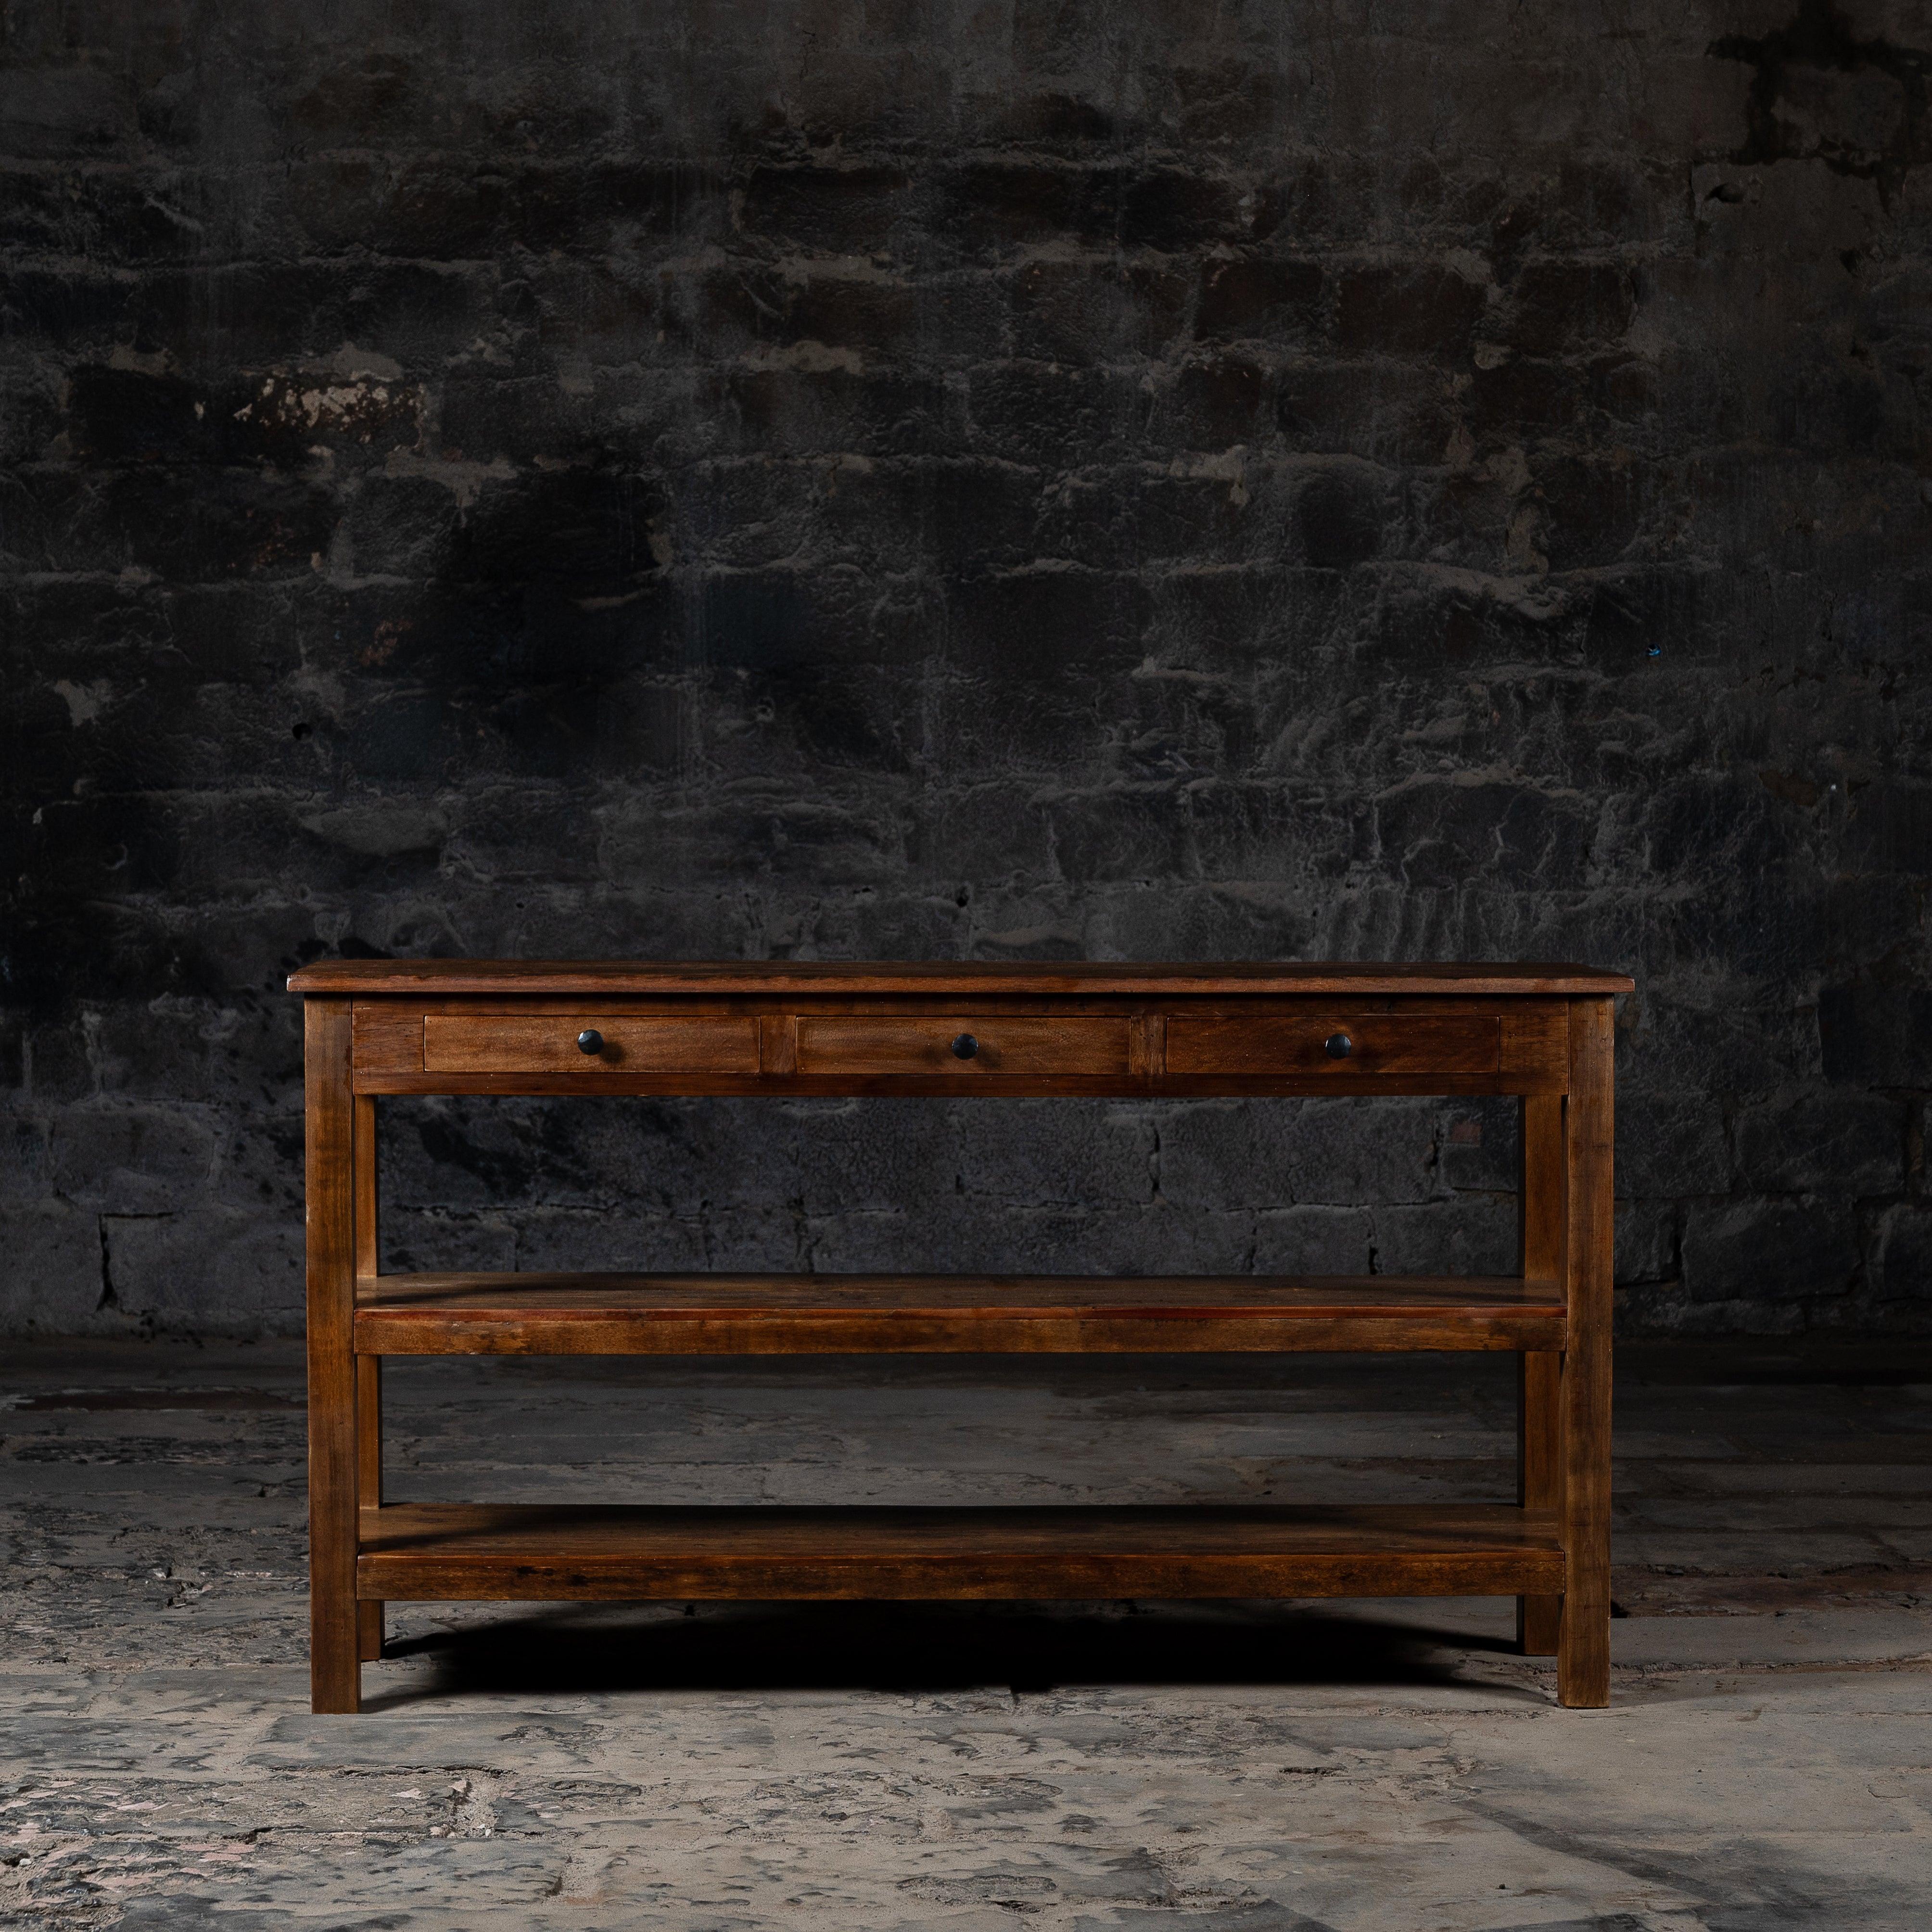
[291,958,1627,1713]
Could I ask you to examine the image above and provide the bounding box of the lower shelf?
[356,1503,1563,1602]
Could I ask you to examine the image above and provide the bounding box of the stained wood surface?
[356,1502,1564,1601]
[796,1016,1131,1077]
[304,998,360,1713]
[291,958,1634,997]
[349,996,1572,1096]
[353,1271,1568,1356]
[353,1093,384,1664]
[356,1354,384,1663]
[1517,1091,1565,1656]
[423,1014,759,1075]
[1559,996,1615,1708]
[1168,1014,1498,1077]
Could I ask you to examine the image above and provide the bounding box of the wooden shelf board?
[356,1502,1563,1601]
[354,1271,1567,1356]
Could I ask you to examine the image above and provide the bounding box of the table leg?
[1517,1092,1564,1655]
[356,1356,384,1662]
[353,1094,384,1666]
[1557,997,1614,1708]
[305,998,360,1713]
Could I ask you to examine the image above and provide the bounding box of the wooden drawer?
[796,1017,1131,1078]
[422,1015,760,1076]
[1166,1015,1500,1078]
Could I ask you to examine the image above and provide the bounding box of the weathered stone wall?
[2,1,1928,1338]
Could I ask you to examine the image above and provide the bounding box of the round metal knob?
[577,1029,604,1055]
[952,1033,978,1060]
[1324,1032,1353,1059]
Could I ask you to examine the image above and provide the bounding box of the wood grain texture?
[1517,1091,1565,1656]
[356,1354,383,1663]
[1558,997,1615,1708]
[356,1502,1564,1601]
[1168,1014,1498,1078]
[423,1014,759,1075]
[352,1094,383,1663]
[352,1094,378,1278]
[796,1016,1131,1077]
[357,1069,1563,1100]
[352,1271,1568,1356]
[1499,1008,1569,1088]
[294,958,1635,996]
[350,995,1576,1098]
[304,998,359,1714]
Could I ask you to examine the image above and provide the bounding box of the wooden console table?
[290,959,1627,1712]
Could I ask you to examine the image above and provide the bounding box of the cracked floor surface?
[3,1338,1931,1930]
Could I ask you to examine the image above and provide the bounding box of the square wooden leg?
[305,999,360,1713]
[356,1353,384,1663]
[1516,1093,1565,1655]
[1516,1350,1562,1655]
[1556,999,1614,1709]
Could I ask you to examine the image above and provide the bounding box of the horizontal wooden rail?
[353,1271,1567,1355]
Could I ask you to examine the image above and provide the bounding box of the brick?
[1172,62,1289,145]
[739,165,913,254]
[1161,359,1271,450]
[1009,259,1191,362]
[1734,1093,1903,1195]
[1195,258,1323,343]
[103,1206,303,1335]
[709,365,953,458]
[1680,1199,1859,1304]
[1275,358,1458,463]
[1534,453,1646,569]
[1157,1099,1437,1212]
[1505,262,1637,353]
[1335,266,1487,356]
[1873,1205,1932,1303]
[1617,1094,1731,1198]
[1615,1198,1679,1287]
[1819,984,1932,1085]
[0,67,124,158]
[955,1103,1155,1208]
[1373,775,1593,892]
[1436,1096,1522,1194]
[964,365,1140,465]
[1119,170,1243,251]
[932,162,1122,253]
[1251,1206,1374,1274]
[1295,465,1387,567]
[42,1104,219,1213]
[1840,784,1932,874]
[1371,1199,1517,1275]
[0,1200,102,1332]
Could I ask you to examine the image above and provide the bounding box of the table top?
[288,959,1634,997]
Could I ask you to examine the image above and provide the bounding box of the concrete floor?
[3,1340,1931,1931]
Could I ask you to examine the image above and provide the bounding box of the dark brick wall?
[2,1,1928,1337]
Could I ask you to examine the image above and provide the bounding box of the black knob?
[952,1033,978,1060]
[1325,1032,1353,1059]
[577,1029,604,1055]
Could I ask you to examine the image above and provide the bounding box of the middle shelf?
[354,1271,1566,1356]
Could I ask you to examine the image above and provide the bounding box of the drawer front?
[422,1016,760,1076]
[796,1017,1131,1078]
[1166,1015,1500,1078]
